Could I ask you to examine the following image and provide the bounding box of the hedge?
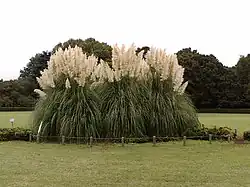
[0,107,34,112]
[0,126,236,142]
[0,127,32,141]
[198,108,250,114]
[243,131,250,141]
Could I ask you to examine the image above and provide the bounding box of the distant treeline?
[0,38,250,109]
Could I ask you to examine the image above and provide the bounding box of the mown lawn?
[0,141,250,187]
[0,112,31,128]
[199,113,250,133]
[0,112,250,133]
[1,113,250,186]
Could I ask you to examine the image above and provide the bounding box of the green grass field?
[0,112,31,128]
[1,112,250,133]
[1,112,250,186]
[1,141,250,187]
[198,113,250,133]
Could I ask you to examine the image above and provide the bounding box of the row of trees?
[0,38,250,109]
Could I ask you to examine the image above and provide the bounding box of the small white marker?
[9,118,14,128]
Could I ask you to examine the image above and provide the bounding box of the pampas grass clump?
[32,43,200,139]
[144,47,199,137]
[32,47,101,138]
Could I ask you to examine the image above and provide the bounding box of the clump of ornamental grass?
[92,44,151,138]
[144,47,200,137]
[32,43,200,139]
[92,44,199,138]
[32,46,101,138]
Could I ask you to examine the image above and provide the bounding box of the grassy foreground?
[1,112,250,133]
[0,141,250,187]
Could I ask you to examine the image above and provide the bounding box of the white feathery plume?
[36,45,99,89]
[111,44,150,81]
[35,43,188,94]
[177,81,188,95]
[91,60,114,84]
[92,44,150,83]
[145,47,188,94]
[65,78,71,89]
[34,89,46,98]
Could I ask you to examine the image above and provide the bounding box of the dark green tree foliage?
[135,46,150,59]
[176,48,245,108]
[0,79,35,107]
[236,55,250,106]
[218,67,245,108]
[20,51,51,81]
[18,51,52,100]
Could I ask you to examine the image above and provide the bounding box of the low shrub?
[0,107,34,112]
[183,125,236,140]
[198,108,250,114]
[243,131,250,141]
[0,127,32,141]
[0,126,235,143]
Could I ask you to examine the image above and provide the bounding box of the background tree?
[135,46,150,60]
[18,51,52,102]
[235,54,250,106]
[19,51,51,82]
[0,80,35,107]
[176,48,243,108]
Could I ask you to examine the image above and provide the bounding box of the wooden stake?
[36,135,40,143]
[153,136,156,146]
[227,135,231,143]
[183,136,186,146]
[209,134,212,144]
[121,137,124,147]
[234,129,237,137]
[62,136,65,145]
[90,136,93,147]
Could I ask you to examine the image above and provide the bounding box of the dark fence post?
[90,136,93,147]
[153,136,156,146]
[234,129,237,137]
[209,134,212,144]
[227,135,231,143]
[121,137,124,147]
[62,136,65,145]
[29,133,32,142]
[183,136,186,146]
[36,135,40,143]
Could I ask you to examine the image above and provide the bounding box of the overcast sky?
[0,0,249,80]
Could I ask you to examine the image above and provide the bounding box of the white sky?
[0,0,249,80]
